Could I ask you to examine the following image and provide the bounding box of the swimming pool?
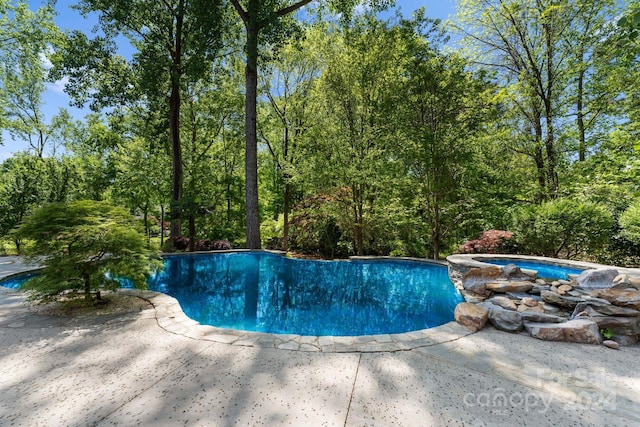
[148,253,463,336]
[1,252,463,336]
[482,259,585,280]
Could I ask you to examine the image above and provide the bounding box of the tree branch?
[277,0,313,17]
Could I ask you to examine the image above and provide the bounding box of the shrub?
[619,202,640,244]
[212,239,232,250]
[459,230,514,254]
[14,200,160,301]
[167,236,190,251]
[511,198,614,259]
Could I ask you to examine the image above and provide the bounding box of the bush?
[459,230,514,254]
[620,202,640,244]
[194,239,232,251]
[14,200,160,301]
[511,198,614,259]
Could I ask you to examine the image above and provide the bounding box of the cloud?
[47,76,69,94]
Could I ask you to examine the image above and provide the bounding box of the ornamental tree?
[15,200,161,301]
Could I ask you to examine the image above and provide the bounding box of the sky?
[1,0,457,160]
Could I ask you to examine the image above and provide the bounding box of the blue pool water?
[483,259,585,280]
[1,253,463,336]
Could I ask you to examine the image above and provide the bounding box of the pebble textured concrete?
[1,256,640,426]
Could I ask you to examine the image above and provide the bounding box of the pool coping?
[447,253,640,278]
[114,288,473,353]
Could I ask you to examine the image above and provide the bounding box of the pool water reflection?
[149,252,462,336]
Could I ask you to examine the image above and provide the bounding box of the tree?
[393,11,492,259]
[0,0,65,156]
[457,0,578,199]
[230,0,394,249]
[54,0,227,238]
[259,35,321,251]
[15,200,160,301]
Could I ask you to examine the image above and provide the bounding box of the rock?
[488,309,523,332]
[557,284,573,295]
[611,274,640,291]
[524,319,603,344]
[603,340,619,350]
[528,285,549,295]
[612,335,639,346]
[520,312,566,323]
[507,292,539,300]
[517,303,544,314]
[541,290,584,309]
[589,316,640,337]
[576,268,619,289]
[550,285,559,293]
[460,290,488,304]
[454,302,489,332]
[522,297,539,307]
[551,281,561,287]
[485,281,534,293]
[540,303,564,315]
[572,301,640,318]
[502,264,535,280]
[536,279,547,286]
[613,274,629,285]
[559,279,573,286]
[461,266,503,296]
[486,296,517,311]
[592,289,640,310]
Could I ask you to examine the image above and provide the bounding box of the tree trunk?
[169,73,183,238]
[244,24,261,249]
[577,67,586,161]
[188,214,196,252]
[283,181,290,252]
[83,272,92,300]
[160,204,165,248]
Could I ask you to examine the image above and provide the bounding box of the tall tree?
[457,0,583,199]
[54,0,226,238]
[230,0,394,248]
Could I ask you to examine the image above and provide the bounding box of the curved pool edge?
[120,288,474,353]
[447,253,640,282]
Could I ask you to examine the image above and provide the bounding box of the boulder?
[485,281,534,293]
[572,301,640,318]
[603,340,619,350]
[486,296,517,311]
[520,312,566,323]
[524,319,602,344]
[575,269,619,289]
[502,264,535,280]
[612,274,640,291]
[488,309,523,333]
[592,289,640,310]
[541,290,584,309]
[589,316,640,337]
[522,297,539,307]
[454,302,489,332]
[461,266,502,296]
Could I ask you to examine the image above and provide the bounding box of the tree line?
[1,0,639,265]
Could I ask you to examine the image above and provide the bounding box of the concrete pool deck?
[1,256,640,426]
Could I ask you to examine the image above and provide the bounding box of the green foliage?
[511,198,614,259]
[620,202,640,244]
[15,200,161,301]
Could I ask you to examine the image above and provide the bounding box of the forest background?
[1,0,639,265]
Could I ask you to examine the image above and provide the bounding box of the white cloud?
[47,76,69,94]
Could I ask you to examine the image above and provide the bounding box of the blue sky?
[1,0,456,159]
